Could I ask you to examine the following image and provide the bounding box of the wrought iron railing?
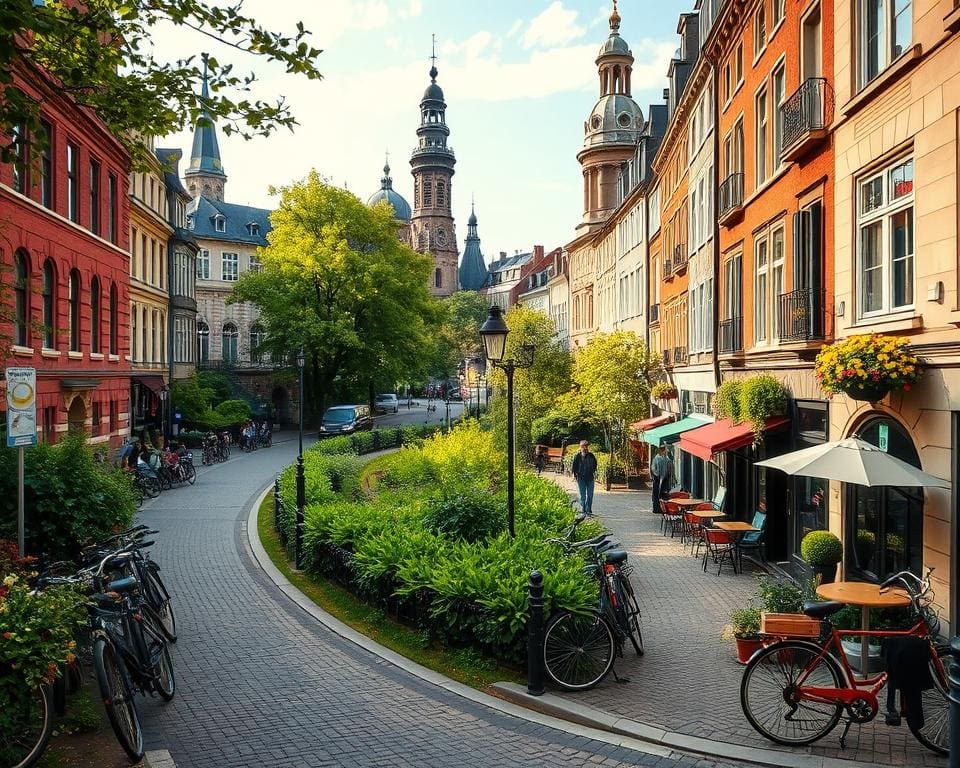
[718,173,744,219]
[662,348,672,367]
[673,244,687,270]
[662,257,673,279]
[778,288,826,341]
[780,78,829,154]
[673,346,688,365]
[649,303,660,323]
[719,317,743,353]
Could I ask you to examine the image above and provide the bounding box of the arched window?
[197,321,209,363]
[847,417,924,580]
[222,322,238,363]
[109,283,118,355]
[434,268,442,289]
[141,306,148,364]
[14,250,29,347]
[69,268,81,352]
[90,276,101,354]
[250,323,266,364]
[41,260,56,348]
[437,179,446,207]
[423,179,433,207]
[131,302,138,361]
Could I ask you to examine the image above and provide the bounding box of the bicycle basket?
[760,612,821,638]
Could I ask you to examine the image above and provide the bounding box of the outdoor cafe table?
[815,581,911,677]
[712,521,758,573]
[671,497,710,509]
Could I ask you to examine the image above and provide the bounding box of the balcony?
[673,244,687,273]
[718,316,743,354]
[673,346,688,365]
[718,173,744,226]
[649,303,660,324]
[778,288,827,342]
[662,257,674,280]
[779,78,830,163]
[662,348,672,367]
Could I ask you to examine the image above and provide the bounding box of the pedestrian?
[534,445,547,476]
[571,440,598,516]
[650,444,674,511]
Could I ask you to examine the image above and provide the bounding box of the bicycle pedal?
[884,711,902,727]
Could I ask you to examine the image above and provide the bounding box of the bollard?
[949,636,960,768]
[527,570,545,696]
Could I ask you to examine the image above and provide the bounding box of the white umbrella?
[754,438,950,488]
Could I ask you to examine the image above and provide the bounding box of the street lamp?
[159,384,169,446]
[295,347,306,570]
[479,306,534,538]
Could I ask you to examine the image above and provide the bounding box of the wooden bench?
[533,445,567,474]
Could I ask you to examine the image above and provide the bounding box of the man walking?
[571,440,598,516]
[650,444,674,511]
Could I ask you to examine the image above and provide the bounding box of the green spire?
[186,53,225,179]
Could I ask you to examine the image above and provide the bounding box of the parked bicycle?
[740,567,950,755]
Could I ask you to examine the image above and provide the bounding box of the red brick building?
[1,59,132,447]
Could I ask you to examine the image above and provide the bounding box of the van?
[319,404,373,436]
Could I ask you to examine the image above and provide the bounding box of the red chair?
[668,490,691,500]
[661,500,683,538]
[702,528,736,575]
[684,503,715,557]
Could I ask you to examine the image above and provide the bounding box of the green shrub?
[215,399,252,423]
[738,374,788,439]
[757,575,805,613]
[713,379,741,422]
[801,530,843,566]
[423,491,507,543]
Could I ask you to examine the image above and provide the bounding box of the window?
[249,255,263,273]
[434,267,442,288]
[11,122,28,194]
[107,173,117,243]
[724,252,742,319]
[437,179,446,207]
[109,283,118,355]
[723,61,732,102]
[41,260,55,349]
[69,269,81,352]
[424,179,433,207]
[40,121,52,209]
[43,406,56,444]
[857,157,914,316]
[214,215,226,233]
[735,43,743,85]
[772,0,785,28]
[250,324,266,363]
[755,89,768,186]
[14,250,29,347]
[222,322,238,363]
[197,249,210,280]
[860,0,912,87]
[221,252,238,281]
[90,276,101,353]
[197,321,209,363]
[92,401,101,437]
[755,236,769,343]
[131,303,137,361]
[109,400,117,434]
[772,63,786,168]
[771,227,785,339]
[141,233,148,283]
[754,4,767,57]
[247,222,260,237]
[66,143,79,222]
[89,160,101,235]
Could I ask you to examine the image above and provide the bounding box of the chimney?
[534,245,544,260]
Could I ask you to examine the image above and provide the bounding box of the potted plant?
[800,530,843,584]
[724,607,763,664]
[814,333,922,402]
[714,375,787,443]
[650,382,678,401]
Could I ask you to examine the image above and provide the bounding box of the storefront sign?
[878,423,888,452]
[6,367,37,448]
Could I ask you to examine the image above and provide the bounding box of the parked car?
[375,393,399,414]
[319,404,373,436]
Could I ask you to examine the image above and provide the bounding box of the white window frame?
[214,215,226,233]
[755,236,769,344]
[772,0,786,31]
[197,249,210,280]
[754,3,767,62]
[856,156,915,318]
[755,87,768,187]
[772,59,786,169]
[221,251,239,282]
[858,0,912,89]
[771,226,785,340]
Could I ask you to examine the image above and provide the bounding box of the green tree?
[230,172,439,415]
[486,305,570,454]
[431,291,490,375]
[1,0,323,165]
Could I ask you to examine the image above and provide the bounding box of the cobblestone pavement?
[548,471,947,768]
[134,433,741,768]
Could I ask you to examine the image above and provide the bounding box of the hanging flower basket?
[650,382,678,401]
[814,334,921,401]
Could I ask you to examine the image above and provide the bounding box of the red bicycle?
[740,567,950,755]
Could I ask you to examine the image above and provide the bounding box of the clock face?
[436,229,447,246]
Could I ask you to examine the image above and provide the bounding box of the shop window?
[14,250,29,347]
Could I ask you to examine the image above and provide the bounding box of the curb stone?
[143,750,176,768]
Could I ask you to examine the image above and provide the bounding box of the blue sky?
[158,0,694,263]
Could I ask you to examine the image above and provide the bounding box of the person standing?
[650,445,673,510]
[571,440,598,516]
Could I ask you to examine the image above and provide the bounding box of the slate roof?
[458,204,487,291]
[186,195,271,245]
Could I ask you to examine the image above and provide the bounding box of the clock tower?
[410,49,458,297]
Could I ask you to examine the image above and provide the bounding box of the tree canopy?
[230,172,439,413]
[1,0,323,164]
[430,290,491,377]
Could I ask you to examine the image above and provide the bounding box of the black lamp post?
[479,306,534,538]
[159,384,169,446]
[295,347,306,570]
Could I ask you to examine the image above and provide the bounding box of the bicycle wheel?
[543,611,616,691]
[139,612,175,702]
[185,462,196,485]
[618,573,644,656]
[141,565,176,643]
[0,682,53,768]
[908,645,950,755]
[93,637,144,762]
[141,476,161,499]
[741,640,844,746]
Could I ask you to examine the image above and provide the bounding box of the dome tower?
[367,159,412,222]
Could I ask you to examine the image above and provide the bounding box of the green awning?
[641,415,714,446]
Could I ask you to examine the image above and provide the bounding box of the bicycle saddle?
[802,600,845,618]
[603,550,628,565]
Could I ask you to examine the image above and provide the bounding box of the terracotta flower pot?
[735,636,764,664]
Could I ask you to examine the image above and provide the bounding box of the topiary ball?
[800,529,843,566]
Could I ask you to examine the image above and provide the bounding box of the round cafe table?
[815,581,911,677]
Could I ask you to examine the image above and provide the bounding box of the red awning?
[132,375,166,396]
[630,414,673,432]
[678,416,790,461]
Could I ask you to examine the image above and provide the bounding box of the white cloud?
[506,19,524,39]
[400,0,423,17]
[522,2,586,49]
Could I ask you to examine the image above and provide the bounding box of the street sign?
[878,423,889,452]
[6,367,37,448]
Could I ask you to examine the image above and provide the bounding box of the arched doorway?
[67,397,87,434]
[272,386,289,428]
[846,416,923,580]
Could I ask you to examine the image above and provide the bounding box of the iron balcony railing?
[778,288,827,341]
[649,303,660,323]
[719,316,743,353]
[673,346,688,365]
[718,173,744,220]
[662,257,673,279]
[780,78,829,155]
[673,244,687,271]
[662,348,672,367]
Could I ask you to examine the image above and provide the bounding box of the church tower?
[185,55,227,201]
[458,202,488,291]
[410,45,459,297]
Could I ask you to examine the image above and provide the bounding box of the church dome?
[599,34,630,56]
[367,163,411,221]
[583,94,644,149]
[422,65,444,102]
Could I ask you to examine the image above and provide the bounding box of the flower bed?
[815,334,921,401]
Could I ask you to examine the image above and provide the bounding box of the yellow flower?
[2,575,17,587]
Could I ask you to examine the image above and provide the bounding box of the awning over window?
[641,415,713,447]
[630,414,672,432]
[678,416,791,461]
[132,375,166,396]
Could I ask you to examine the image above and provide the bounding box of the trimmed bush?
[423,490,507,543]
[800,530,843,566]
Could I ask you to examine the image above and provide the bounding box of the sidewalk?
[495,471,947,768]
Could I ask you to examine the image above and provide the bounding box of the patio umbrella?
[754,438,950,488]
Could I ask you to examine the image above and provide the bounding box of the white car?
[375,393,399,414]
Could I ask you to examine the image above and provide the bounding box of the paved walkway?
[133,435,741,767]
[528,472,947,768]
